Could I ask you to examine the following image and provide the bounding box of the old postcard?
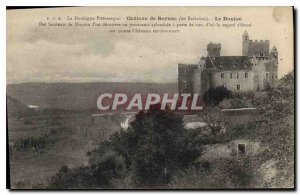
[6,6,294,189]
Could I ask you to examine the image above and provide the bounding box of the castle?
[178,31,279,96]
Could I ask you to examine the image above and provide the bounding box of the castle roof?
[204,56,252,70]
[243,30,249,37]
[270,45,278,53]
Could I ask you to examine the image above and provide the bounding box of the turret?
[242,31,250,56]
[270,45,278,60]
[207,42,221,57]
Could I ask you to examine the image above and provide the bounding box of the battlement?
[207,42,221,49]
[249,39,270,44]
[246,39,270,57]
[178,63,199,68]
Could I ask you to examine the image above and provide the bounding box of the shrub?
[225,158,254,188]
[13,128,61,152]
[14,136,46,151]
[93,150,126,186]
[203,86,233,106]
[49,165,98,189]
[49,151,126,189]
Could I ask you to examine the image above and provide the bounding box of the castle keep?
[178,31,279,96]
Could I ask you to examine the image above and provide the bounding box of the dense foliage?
[203,86,233,106]
[126,108,199,184]
[49,105,201,188]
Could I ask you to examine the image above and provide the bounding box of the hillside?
[6,96,36,117]
[7,82,178,111]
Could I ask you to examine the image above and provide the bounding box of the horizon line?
[6,81,178,85]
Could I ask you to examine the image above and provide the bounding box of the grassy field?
[8,112,125,189]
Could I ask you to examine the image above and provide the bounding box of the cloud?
[7,7,293,84]
[7,39,197,84]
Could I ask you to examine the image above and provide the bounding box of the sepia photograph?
[6,6,294,189]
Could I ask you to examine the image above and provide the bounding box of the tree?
[254,72,294,121]
[203,86,232,106]
[201,106,226,136]
[50,105,201,188]
[126,105,200,185]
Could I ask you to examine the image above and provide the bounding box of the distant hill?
[7,96,36,117]
[7,82,178,111]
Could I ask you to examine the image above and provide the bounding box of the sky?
[7,7,294,84]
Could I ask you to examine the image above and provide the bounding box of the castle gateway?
[178,31,279,96]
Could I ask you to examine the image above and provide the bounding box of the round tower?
[270,45,278,61]
[242,31,249,56]
[270,45,279,85]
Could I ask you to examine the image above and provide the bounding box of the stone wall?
[212,70,256,93]
[252,58,278,91]
[248,40,270,57]
[178,64,200,94]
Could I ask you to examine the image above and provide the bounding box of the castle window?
[245,72,248,78]
[237,84,240,91]
[244,62,248,68]
[220,62,223,68]
[221,73,224,79]
[266,72,269,79]
[237,73,239,78]
[230,73,233,79]
[260,53,264,57]
[233,60,237,68]
[182,81,188,91]
[272,76,274,80]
